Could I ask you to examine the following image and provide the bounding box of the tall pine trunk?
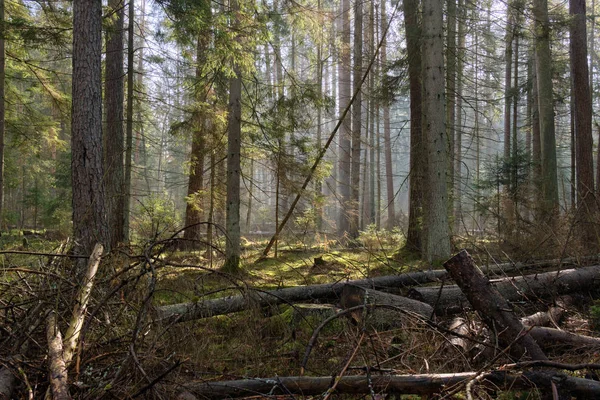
[381,0,395,230]
[422,0,451,262]
[349,0,363,239]
[104,0,125,248]
[404,0,424,253]
[72,0,108,259]
[570,0,598,248]
[337,0,352,236]
[533,0,559,221]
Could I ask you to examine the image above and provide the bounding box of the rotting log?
[340,284,433,328]
[443,250,548,361]
[155,256,575,323]
[155,269,447,323]
[177,371,600,398]
[531,326,600,348]
[46,311,71,400]
[409,265,600,315]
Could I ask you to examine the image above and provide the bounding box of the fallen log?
[443,250,547,361]
[177,371,600,398]
[155,256,574,323]
[521,296,572,327]
[409,264,600,315]
[155,270,447,323]
[531,327,600,348]
[339,284,434,327]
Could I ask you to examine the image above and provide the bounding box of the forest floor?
[2,230,600,398]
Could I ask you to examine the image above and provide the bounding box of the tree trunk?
[443,250,548,361]
[404,0,424,253]
[446,0,456,190]
[381,0,395,230]
[570,0,598,248]
[123,0,135,242]
[533,0,559,221]
[104,0,125,249]
[177,372,600,399]
[349,0,362,239]
[422,0,451,262]
[453,0,465,233]
[0,0,4,232]
[224,0,242,273]
[72,0,108,260]
[410,263,600,315]
[337,0,352,235]
[184,28,211,249]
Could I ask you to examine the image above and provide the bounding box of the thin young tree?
[224,0,242,272]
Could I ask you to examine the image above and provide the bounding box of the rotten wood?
[177,371,600,398]
[443,250,548,361]
[340,284,434,327]
[409,265,600,315]
[46,311,71,400]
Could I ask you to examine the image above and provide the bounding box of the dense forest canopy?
[0,0,598,261]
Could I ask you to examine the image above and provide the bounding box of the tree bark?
[178,372,600,399]
[381,0,395,230]
[349,0,362,239]
[340,283,434,326]
[337,0,352,235]
[0,0,5,232]
[570,0,598,247]
[422,0,451,262]
[443,250,547,361]
[533,0,559,221]
[123,0,135,242]
[410,264,600,315]
[404,0,424,253]
[46,312,71,400]
[104,0,125,248]
[72,0,108,260]
[155,269,447,323]
[224,0,242,273]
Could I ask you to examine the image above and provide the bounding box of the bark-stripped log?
[177,371,600,398]
[443,250,547,361]
[410,265,600,315]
